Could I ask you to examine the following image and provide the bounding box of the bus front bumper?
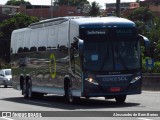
[82,80,142,97]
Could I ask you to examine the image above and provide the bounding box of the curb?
[142,73,160,91]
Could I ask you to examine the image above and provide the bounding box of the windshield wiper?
[115,46,129,70]
[100,47,109,71]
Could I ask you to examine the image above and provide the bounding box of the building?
[0,4,89,20]
[0,4,19,15]
[140,0,160,16]
[0,4,20,21]
[19,4,85,19]
[106,2,139,10]
[105,2,140,15]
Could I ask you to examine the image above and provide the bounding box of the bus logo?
[49,54,56,79]
[102,76,128,82]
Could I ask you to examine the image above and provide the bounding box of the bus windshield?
[82,30,140,72]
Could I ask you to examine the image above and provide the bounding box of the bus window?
[23,47,29,52]
[38,46,46,51]
[30,47,37,52]
[18,47,23,53]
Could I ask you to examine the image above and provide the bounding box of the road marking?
[143,91,160,94]
[24,100,52,105]
[0,117,14,120]
[138,118,154,120]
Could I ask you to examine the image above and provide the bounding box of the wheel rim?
[3,81,7,88]
[68,88,73,103]
[28,83,32,98]
[23,81,28,98]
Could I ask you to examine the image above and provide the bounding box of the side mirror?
[78,39,84,55]
[138,34,150,57]
[73,37,84,55]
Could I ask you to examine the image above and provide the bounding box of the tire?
[33,93,44,99]
[28,80,33,99]
[23,80,29,98]
[64,79,76,103]
[28,79,44,99]
[85,97,90,99]
[66,84,74,103]
[3,81,7,88]
[115,95,126,104]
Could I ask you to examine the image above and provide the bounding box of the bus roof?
[12,28,30,34]
[28,16,135,29]
[71,16,136,27]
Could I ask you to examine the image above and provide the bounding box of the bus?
[11,16,150,103]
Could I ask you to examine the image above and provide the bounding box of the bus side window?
[58,45,68,51]
[38,46,46,51]
[23,47,29,52]
[18,47,23,53]
[71,40,78,73]
[30,47,37,52]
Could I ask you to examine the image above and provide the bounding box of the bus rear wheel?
[23,77,32,99]
[22,78,29,98]
[115,95,126,104]
[28,79,33,99]
[28,79,44,99]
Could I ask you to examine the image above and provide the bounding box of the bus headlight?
[87,77,93,82]
[131,76,141,83]
[85,75,98,85]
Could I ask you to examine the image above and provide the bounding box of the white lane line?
[0,117,14,120]
[143,91,160,94]
[24,100,52,105]
[138,118,154,120]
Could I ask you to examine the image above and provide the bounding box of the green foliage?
[88,1,100,16]
[0,13,39,39]
[127,7,160,73]
[128,7,153,22]
[0,59,11,69]
[54,0,89,6]
[5,0,31,6]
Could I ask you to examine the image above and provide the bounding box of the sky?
[0,0,137,9]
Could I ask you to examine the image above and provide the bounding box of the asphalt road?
[0,86,160,120]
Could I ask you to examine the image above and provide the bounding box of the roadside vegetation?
[0,13,39,69]
[127,7,160,73]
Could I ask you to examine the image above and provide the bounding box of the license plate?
[110,87,121,92]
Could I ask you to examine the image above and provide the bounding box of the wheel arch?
[20,74,24,90]
[64,75,71,90]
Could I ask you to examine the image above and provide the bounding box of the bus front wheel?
[65,82,74,103]
[23,79,29,98]
[115,95,126,104]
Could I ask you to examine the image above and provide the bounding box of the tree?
[136,0,140,3]
[88,1,100,16]
[5,0,31,6]
[127,7,160,61]
[127,7,154,36]
[146,17,160,60]
[0,13,39,62]
[54,0,89,6]
[0,13,39,39]
[128,7,153,23]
